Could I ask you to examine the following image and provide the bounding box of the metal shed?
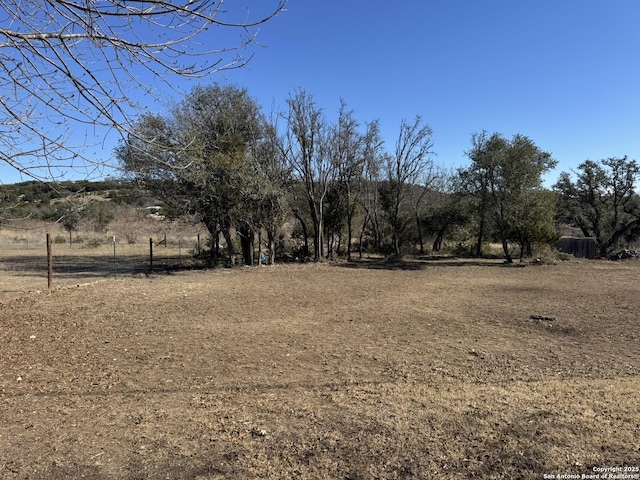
[556,236,596,259]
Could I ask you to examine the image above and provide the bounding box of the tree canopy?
[458,132,557,262]
[555,157,640,256]
[117,83,288,266]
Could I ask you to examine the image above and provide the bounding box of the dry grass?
[1,256,639,479]
[0,221,201,297]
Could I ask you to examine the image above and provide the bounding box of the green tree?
[459,132,557,263]
[424,194,471,252]
[117,83,283,266]
[421,171,471,253]
[56,205,81,245]
[555,157,640,256]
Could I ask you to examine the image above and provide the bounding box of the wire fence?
[0,233,203,296]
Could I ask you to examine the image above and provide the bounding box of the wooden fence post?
[46,233,53,290]
[149,237,153,272]
[112,236,117,279]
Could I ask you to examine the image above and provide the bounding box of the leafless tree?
[330,99,364,260]
[408,163,444,254]
[285,89,334,261]
[383,115,435,258]
[358,119,386,257]
[0,0,286,180]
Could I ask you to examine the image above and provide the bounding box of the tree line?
[115,83,640,265]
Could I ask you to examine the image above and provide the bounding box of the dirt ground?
[1,256,639,479]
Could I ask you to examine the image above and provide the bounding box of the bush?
[448,242,473,257]
[532,244,562,265]
[83,237,106,248]
[53,235,67,244]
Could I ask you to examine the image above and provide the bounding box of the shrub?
[532,244,563,265]
[448,242,473,257]
[83,237,106,248]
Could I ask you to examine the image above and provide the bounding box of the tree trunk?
[392,208,401,258]
[502,238,513,263]
[433,224,447,252]
[497,201,512,263]
[416,213,424,254]
[392,229,400,258]
[267,228,277,265]
[475,211,485,257]
[326,230,334,260]
[318,208,325,260]
[204,222,219,265]
[358,213,369,259]
[346,211,353,260]
[391,186,402,258]
[312,217,321,261]
[307,199,323,261]
[346,195,356,260]
[239,225,253,266]
[222,228,235,267]
[292,209,309,259]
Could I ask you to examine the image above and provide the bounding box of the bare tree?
[251,117,291,265]
[330,100,364,260]
[408,163,443,254]
[382,116,435,258]
[285,89,334,261]
[0,0,286,180]
[357,120,386,256]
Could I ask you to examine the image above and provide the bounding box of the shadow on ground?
[0,253,191,280]
[335,255,506,271]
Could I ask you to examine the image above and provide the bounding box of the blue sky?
[216,0,640,186]
[2,0,639,185]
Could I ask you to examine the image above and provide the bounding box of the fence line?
[0,233,202,295]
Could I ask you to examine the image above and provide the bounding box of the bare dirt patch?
[1,258,639,479]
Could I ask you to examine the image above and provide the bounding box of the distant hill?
[0,179,159,223]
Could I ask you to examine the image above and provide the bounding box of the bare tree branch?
[0,0,287,181]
